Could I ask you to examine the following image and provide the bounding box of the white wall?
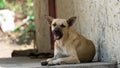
[56,0,120,63]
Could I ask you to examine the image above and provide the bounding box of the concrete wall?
[56,0,120,63]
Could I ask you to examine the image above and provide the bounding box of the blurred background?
[0,0,35,58]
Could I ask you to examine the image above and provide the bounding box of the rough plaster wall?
[104,0,120,63]
[34,0,51,53]
[56,0,120,63]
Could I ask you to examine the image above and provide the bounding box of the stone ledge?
[0,57,117,68]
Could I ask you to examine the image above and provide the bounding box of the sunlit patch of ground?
[0,33,34,58]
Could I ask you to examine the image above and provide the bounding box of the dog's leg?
[41,44,62,66]
[47,44,61,62]
[41,53,58,66]
[48,49,80,65]
[48,56,80,65]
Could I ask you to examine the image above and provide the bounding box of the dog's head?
[46,16,76,40]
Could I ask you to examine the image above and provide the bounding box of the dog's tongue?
[54,34,60,40]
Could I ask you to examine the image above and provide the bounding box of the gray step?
[0,57,117,68]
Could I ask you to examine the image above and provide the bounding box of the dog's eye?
[53,23,56,27]
[61,24,66,28]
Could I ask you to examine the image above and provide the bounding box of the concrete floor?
[0,57,117,68]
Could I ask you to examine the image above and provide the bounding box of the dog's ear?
[67,16,77,27]
[45,15,54,24]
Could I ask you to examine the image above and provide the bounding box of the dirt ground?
[0,33,34,58]
[0,42,18,58]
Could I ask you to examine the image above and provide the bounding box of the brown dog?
[41,16,96,66]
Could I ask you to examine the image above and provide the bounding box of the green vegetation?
[0,0,7,9]
[0,0,35,45]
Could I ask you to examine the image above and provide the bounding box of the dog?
[41,16,96,66]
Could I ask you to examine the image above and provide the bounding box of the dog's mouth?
[53,27,63,40]
[53,31,63,40]
[54,34,60,40]
[53,33,63,40]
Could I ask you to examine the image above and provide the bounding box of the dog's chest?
[56,41,70,56]
[58,47,68,56]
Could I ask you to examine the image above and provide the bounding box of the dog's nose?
[53,27,61,34]
[54,28,60,33]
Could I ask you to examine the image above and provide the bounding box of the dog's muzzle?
[53,27,63,40]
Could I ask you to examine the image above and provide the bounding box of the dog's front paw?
[41,61,55,66]
[47,61,55,66]
[41,61,48,66]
